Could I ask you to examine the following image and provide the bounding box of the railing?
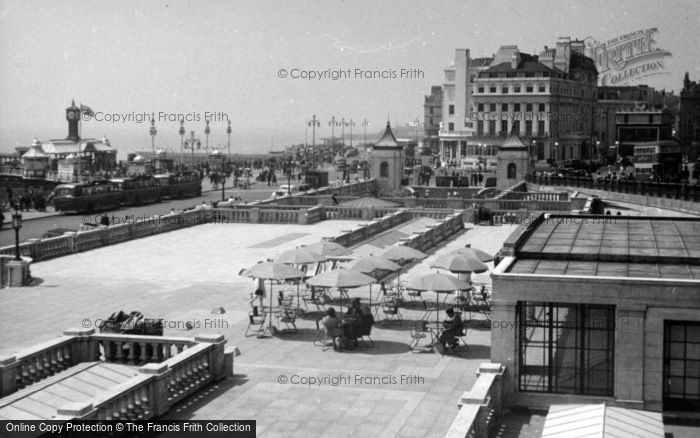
[400,211,465,253]
[0,329,233,422]
[330,210,411,248]
[445,363,505,438]
[526,174,700,202]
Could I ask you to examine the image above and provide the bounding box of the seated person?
[438,308,462,350]
[320,307,343,348]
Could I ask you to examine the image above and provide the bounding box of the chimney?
[511,50,520,69]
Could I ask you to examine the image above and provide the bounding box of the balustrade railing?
[0,329,232,422]
[527,174,700,202]
[445,363,504,438]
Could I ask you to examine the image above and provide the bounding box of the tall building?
[439,49,493,164]
[423,85,443,154]
[470,38,598,169]
[615,109,675,159]
[679,73,700,160]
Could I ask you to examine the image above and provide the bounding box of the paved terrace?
[0,220,518,438]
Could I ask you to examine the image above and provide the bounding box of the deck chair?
[245,311,267,338]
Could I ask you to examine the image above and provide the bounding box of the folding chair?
[381,299,402,324]
[245,311,267,338]
[314,320,336,351]
[302,287,327,311]
[406,288,427,309]
[408,321,431,353]
[356,318,375,348]
[276,306,298,334]
[470,285,492,320]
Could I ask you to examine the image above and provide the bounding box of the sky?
[1,0,699,157]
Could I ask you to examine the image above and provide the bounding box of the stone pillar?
[65,231,77,253]
[0,356,18,396]
[614,305,646,406]
[140,363,171,417]
[490,299,518,405]
[6,259,29,287]
[195,334,227,381]
[63,328,96,364]
[224,346,237,378]
[249,207,260,223]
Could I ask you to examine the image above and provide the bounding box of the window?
[478,103,484,112]
[539,103,546,112]
[664,321,700,411]
[500,120,508,136]
[502,86,509,94]
[525,120,533,135]
[514,103,521,112]
[538,120,545,136]
[526,103,533,112]
[514,85,521,93]
[526,85,534,92]
[537,142,545,160]
[448,122,454,131]
[502,103,509,112]
[489,103,496,112]
[490,86,497,93]
[477,120,484,135]
[512,120,520,135]
[507,163,517,178]
[449,105,455,115]
[478,87,484,93]
[380,162,389,177]
[518,302,615,396]
[488,121,496,135]
[539,84,546,93]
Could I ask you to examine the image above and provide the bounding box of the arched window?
[507,163,517,179]
[380,162,389,177]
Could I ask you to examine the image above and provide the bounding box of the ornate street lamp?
[227,120,232,163]
[204,119,211,156]
[185,131,201,168]
[348,119,355,148]
[554,141,559,168]
[149,117,157,171]
[329,116,339,160]
[12,208,22,261]
[361,119,370,147]
[307,115,320,168]
[340,117,346,148]
[178,119,185,167]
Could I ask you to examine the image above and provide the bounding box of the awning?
[542,404,665,438]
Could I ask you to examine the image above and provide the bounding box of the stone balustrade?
[445,363,505,438]
[0,329,233,422]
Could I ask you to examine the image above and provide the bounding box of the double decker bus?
[110,176,161,205]
[633,141,682,181]
[53,180,122,213]
[154,172,201,199]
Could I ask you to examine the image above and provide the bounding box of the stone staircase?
[0,361,137,420]
[350,217,438,257]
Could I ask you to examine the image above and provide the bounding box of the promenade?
[0,218,517,438]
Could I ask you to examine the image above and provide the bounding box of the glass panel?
[684,378,699,397]
[670,359,685,376]
[670,342,686,358]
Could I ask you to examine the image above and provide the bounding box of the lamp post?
[614,141,619,164]
[531,140,536,170]
[216,150,226,202]
[149,117,157,172]
[554,141,559,168]
[329,116,338,158]
[227,120,232,163]
[12,208,22,261]
[340,117,346,149]
[307,115,320,169]
[361,119,370,147]
[204,119,211,157]
[185,131,201,169]
[348,119,355,148]
[596,140,600,161]
[178,119,185,168]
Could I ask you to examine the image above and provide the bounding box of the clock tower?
[66,99,80,142]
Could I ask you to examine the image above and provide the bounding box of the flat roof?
[506,215,700,280]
